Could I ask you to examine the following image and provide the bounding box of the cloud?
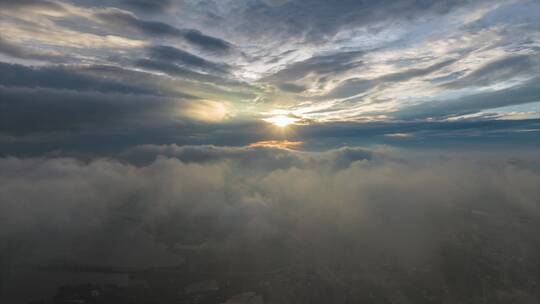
[134,58,236,85]
[123,144,375,171]
[0,0,63,11]
[133,45,239,88]
[441,54,540,89]
[180,29,232,53]
[248,140,304,149]
[324,58,458,99]
[75,0,173,13]
[1,147,539,302]
[385,132,414,139]
[0,4,539,302]
[196,0,486,44]
[395,77,540,119]
[147,45,231,74]
[120,0,172,13]
[0,0,538,152]
[263,50,366,84]
[0,38,67,62]
[182,100,231,123]
[1,88,538,154]
[0,62,157,95]
[94,9,232,52]
[94,8,183,36]
[299,119,522,137]
[0,86,180,135]
[277,83,306,93]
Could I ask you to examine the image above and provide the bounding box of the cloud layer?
[1,146,539,302]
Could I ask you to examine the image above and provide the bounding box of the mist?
[1,146,539,303]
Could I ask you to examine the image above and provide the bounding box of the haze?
[1,0,539,303]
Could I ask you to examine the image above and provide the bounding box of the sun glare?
[265,115,298,127]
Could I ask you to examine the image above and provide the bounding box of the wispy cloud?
[0,0,538,151]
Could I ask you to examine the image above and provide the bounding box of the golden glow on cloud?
[385,133,413,138]
[248,140,304,149]
[184,100,230,122]
[264,115,300,127]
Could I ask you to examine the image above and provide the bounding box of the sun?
[265,115,298,127]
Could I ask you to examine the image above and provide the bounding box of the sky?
[1,1,540,303]
[0,0,539,153]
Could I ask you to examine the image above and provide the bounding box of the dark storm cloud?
[396,77,540,119]
[95,9,232,52]
[441,54,540,89]
[324,58,458,99]
[147,45,231,74]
